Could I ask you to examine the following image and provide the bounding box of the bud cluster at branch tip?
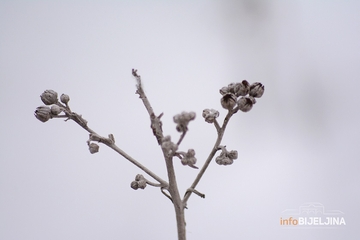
[131,174,147,190]
[202,109,219,123]
[173,111,196,132]
[34,90,71,123]
[215,146,238,166]
[178,149,198,169]
[219,81,264,112]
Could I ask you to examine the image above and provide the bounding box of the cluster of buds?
[161,136,178,155]
[178,149,198,169]
[34,90,70,122]
[173,111,196,132]
[202,109,219,123]
[220,81,264,112]
[130,174,147,190]
[215,146,238,166]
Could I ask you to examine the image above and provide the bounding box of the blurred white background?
[1,1,359,239]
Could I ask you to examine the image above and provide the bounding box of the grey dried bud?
[180,149,198,169]
[234,81,250,97]
[137,179,147,189]
[215,156,234,165]
[221,93,237,110]
[131,181,139,190]
[237,96,254,112]
[228,150,238,160]
[40,90,58,105]
[50,105,62,115]
[173,111,196,132]
[135,174,145,181]
[88,142,99,154]
[215,146,238,166]
[202,109,219,123]
[249,82,264,98]
[34,106,51,122]
[219,86,229,95]
[60,94,70,104]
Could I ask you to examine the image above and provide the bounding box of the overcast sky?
[1,1,360,239]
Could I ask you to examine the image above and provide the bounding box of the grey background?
[1,1,359,239]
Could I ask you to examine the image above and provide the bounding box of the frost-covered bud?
[221,93,237,110]
[60,94,70,104]
[233,80,250,97]
[219,86,229,95]
[237,96,254,112]
[40,90,58,105]
[50,105,62,115]
[202,109,219,123]
[34,106,51,122]
[88,142,99,154]
[173,111,196,132]
[249,82,264,98]
[181,149,198,168]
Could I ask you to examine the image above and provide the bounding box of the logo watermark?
[280,202,346,228]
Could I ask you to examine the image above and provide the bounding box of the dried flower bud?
[221,93,237,110]
[215,156,234,165]
[215,146,238,166]
[233,80,250,97]
[60,94,70,104]
[135,174,145,181]
[228,150,238,160]
[219,86,229,95]
[34,106,51,122]
[88,142,99,154]
[180,149,198,169]
[237,96,254,112]
[137,179,147,189]
[173,111,196,132]
[202,109,219,123]
[131,181,139,190]
[249,82,264,98]
[40,90,58,105]
[50,105,62,115]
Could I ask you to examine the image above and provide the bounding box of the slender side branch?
[183,110,234,206]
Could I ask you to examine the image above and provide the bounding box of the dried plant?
[34,69,265,240]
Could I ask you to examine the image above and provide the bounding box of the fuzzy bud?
[173,111,196,132]
[215,146,238,166]
[40,90,58,105]
[180,149,198,169]
[34,106,51,122]
[237,96,254,112]
[88,142,99,154]
[202,109,219,123]
[249,82,264,98]
[50,105,62,115]
[234,80,250,97]
[60,94,70,104]
[221,93,237,110]
[161,136,178,154]
[131,181,139,190]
